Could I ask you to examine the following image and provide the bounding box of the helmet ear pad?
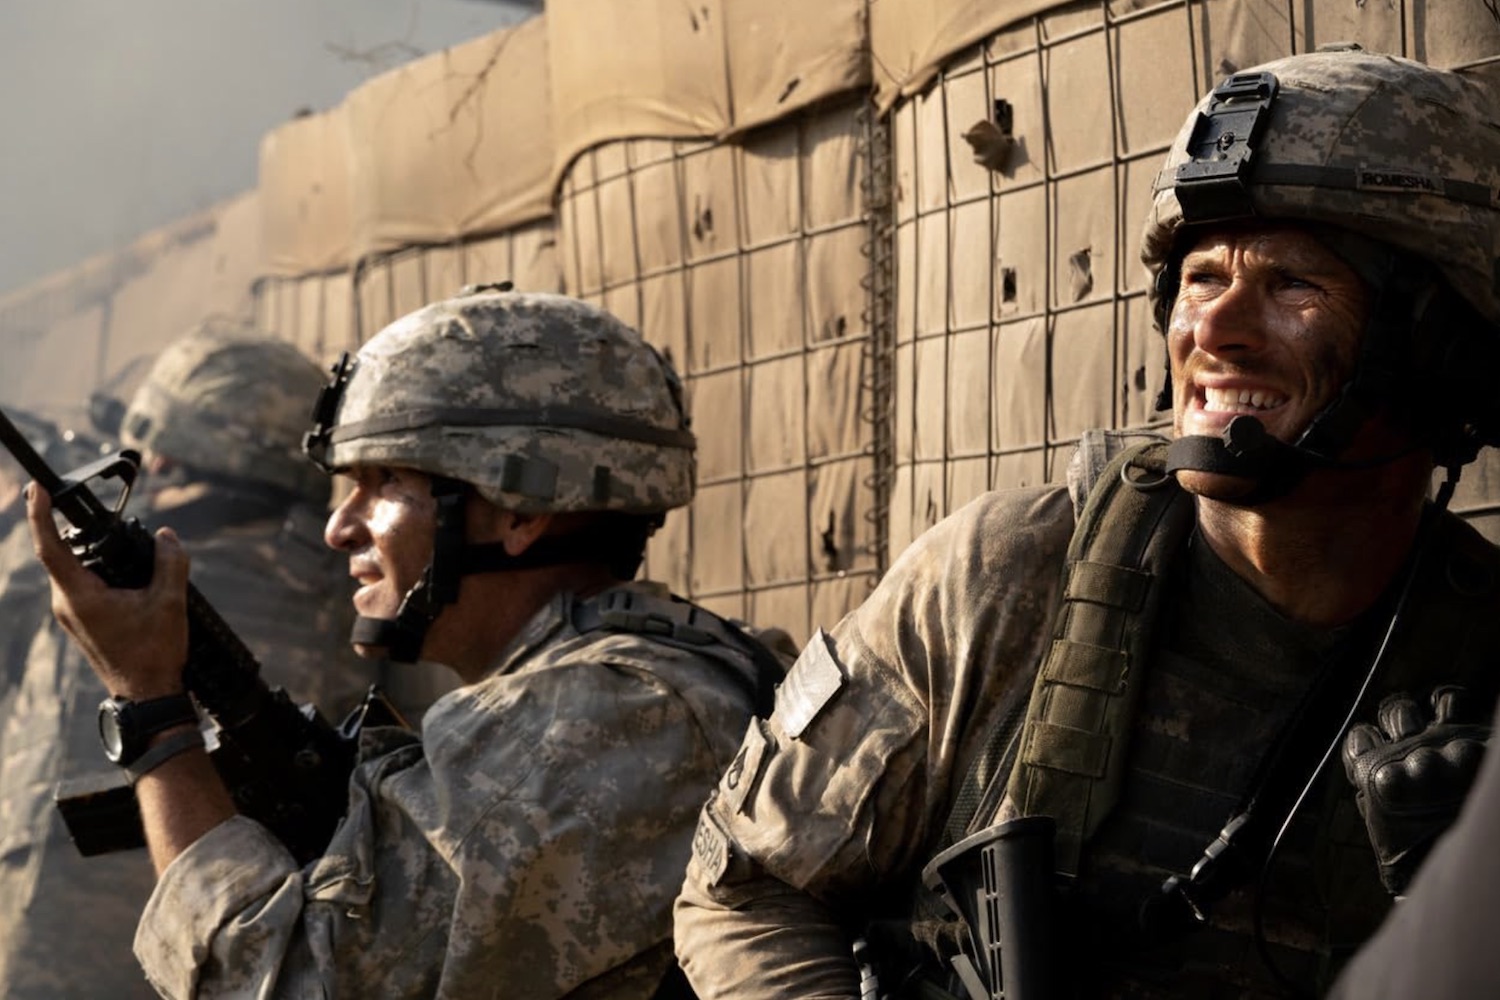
[1404,286,1500,466]
[1150,257,1180,414]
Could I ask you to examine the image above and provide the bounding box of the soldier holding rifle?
[24,289,784,998]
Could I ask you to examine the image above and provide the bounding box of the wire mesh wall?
[887,0,1500,558]
[255,220,561,364]
[556,96,879,643]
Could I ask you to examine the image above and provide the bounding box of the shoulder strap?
[1003,440,1195,876]
[571,588,784,716]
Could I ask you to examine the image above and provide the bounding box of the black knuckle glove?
[1340,686,1490,896]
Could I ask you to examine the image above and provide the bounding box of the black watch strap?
[125,693,198,735]
[125,727,206,783]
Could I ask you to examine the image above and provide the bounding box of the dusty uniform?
[133,581,771,999]
[0,489,376,999]
[675,485,1500,998]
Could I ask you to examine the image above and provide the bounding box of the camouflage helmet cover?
[1143,50,1500,327]
[312,290,695,514]
[122,316,329,503]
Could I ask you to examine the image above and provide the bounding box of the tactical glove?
[1342,686,1491,896]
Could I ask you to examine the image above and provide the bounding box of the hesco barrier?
[881,0,1500,552]
[555,98,881,641]
[352,223,563,341]
[6,0,1500,652]
[0,192,262,431]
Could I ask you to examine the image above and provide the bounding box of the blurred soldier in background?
[0,409,112,688]
[0,410,114,811]
[0,318,378,998]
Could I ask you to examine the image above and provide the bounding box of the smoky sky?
[0,0,531,298]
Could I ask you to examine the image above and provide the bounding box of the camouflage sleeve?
[675,487,1073,999]
[135,648,730,999]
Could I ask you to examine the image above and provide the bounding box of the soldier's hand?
[26,484,190,700]
[1342,686,1490,896]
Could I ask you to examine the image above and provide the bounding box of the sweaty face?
[324,465,437,656]
[1169,225,1370,452]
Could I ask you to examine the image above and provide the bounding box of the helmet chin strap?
[1164,417,1310,505]
[350,476,470,663]
[350,477,658,663]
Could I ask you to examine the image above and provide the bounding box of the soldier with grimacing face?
[674,50,1500,999]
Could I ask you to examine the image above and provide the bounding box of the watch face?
[98,702,127,763]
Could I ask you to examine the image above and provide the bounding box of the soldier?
[0,320,377,998]
[674,50,1500,998]
[27,288,786,998]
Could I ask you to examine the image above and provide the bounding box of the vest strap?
[1006,440,1195,875]
[1043,639,1129,694]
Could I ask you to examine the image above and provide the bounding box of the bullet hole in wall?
[820,511,840,570]
[693,200,714,242]
[1001,267,1018,304]
[1069,248,1093,302]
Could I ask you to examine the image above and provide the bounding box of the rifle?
[0,404,402,864]
[922,816,1063,1000]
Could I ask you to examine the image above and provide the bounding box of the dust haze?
[0,0,532,298]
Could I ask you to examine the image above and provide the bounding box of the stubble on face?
[1165,225,1369,500]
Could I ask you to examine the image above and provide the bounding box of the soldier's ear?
[477,507,554,557]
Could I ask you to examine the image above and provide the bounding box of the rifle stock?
[0,404,391,864]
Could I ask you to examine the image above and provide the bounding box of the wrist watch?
[97,694,198,768]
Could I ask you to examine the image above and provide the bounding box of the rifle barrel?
[0,406,65,494]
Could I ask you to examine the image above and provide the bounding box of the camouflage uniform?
[676,51,1500,998]
[134,580,770,999]
[0,323,377,998]
[126,290,783,997]
[676,475,1500,999]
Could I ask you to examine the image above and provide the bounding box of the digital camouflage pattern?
[317,290,695,514]
[1143,50,1500,326]
[132,581,772,999]
[0,490,376,999]
[122,316,330,503]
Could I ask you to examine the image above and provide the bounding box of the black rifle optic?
[0,404,403,864]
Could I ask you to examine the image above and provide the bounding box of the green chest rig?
[1000,439,1500,877]
[1003,440,1193,876]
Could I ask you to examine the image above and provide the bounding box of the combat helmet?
[302,285,696,660]
[122,317,329,504]
[1141,49,1500,496]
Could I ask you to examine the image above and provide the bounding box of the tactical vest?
[1001,439,1500,870]
[907,438,1500,997]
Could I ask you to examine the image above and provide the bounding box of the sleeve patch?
[721,718,771,815]
[691,809,730,886]
[776,628,846,739]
